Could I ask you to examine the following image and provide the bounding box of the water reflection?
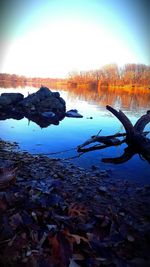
[0,85,150,183]
[65,85,150,112]
[0,86,64,128]
[78,106,150,164]
[0,111,61,128]
[0,84,150,112]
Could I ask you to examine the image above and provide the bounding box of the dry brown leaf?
[68,203,88,218]
[0,166,18,189]
[68,234,89,245]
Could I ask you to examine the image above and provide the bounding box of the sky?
[0,0,150,78]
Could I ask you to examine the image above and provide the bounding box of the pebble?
[91,165,99,170]
[100,172,109,178]
[127,234,135,242]
[98,186,107,193]
[78,167,85,171]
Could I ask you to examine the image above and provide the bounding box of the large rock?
[0,87,66,127]
[0,93,24,107]
[19,86,66,118]
[20,87,52,107]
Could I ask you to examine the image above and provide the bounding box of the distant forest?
[0,64,150,88]
[0,73,67,88]
[68,64,150,87]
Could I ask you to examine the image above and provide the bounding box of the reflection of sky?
[0,0,150,77]
[0,86,150,183]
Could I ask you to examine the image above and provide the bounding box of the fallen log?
[77,106,150,164]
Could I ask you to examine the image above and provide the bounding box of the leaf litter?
[0,139,150,267]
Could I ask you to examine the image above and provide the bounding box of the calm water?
[0,85,150,184]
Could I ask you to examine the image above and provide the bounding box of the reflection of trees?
[65,85,150,111]
[0,69,150,112]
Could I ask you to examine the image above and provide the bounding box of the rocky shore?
[0,139,150,267]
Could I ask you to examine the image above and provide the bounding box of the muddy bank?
[0,139,150,267]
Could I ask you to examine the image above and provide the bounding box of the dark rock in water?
[0,93,24,107]
[39,96,65,117]
[41,111,55,118]
[0,111,24,121]
[19,86,66,119]
[69,109,78,113]
[36,86,52,98]
[66,109,83,118]
[53,92,60,98]
[0,86,66,127]
[20,86,52,108]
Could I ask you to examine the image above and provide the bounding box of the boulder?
[19,87,52,108]
[19,86,66,118]
[66,109,83,118]
[0,86,66,127]
[0,96,11,106]
[39,96,66,116]
[0,93,24,107]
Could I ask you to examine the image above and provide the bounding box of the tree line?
[0,64,150,88]
[0,73,64,84]
[68,64,150,87]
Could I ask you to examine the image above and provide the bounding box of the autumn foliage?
[68,63,150,87]
[0,64,150,89]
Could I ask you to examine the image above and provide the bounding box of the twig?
[96,129,102,136]
[32,147,76,156]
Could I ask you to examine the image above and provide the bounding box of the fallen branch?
[77,106,150,164]
[78,132,126,150]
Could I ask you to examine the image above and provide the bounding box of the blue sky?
[0,0,150,77]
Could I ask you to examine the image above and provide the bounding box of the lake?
[0,85,150,184]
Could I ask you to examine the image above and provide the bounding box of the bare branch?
[134,111,150,133]
[102,148,135,164]
[77,106,150,164]
[106,105,135,141]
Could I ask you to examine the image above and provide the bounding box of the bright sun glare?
[2,20,137,78]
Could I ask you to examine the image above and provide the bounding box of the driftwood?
[78,105,150,164]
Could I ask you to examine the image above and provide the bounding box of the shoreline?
[0,139,150,266]
[0,80,149,91]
